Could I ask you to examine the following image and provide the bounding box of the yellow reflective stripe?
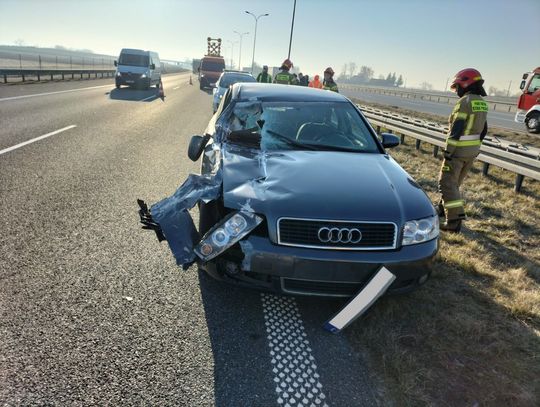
[471,100,488,112]
[442,165,451,172]
[464,113,475,135]
[447,139,482,147]
[455,112,467,120]
[445,200,465,209]
[460,134,480,141]
[473,76,482,81]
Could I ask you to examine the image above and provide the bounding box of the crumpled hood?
[222,147,435,241]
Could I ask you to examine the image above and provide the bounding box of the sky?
[0,0,539,92]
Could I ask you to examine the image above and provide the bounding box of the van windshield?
[201,60,225,72]
[119,53,149,67]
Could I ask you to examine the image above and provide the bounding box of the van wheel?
[116,84,120,89]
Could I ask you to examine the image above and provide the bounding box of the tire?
[526,112,540,134]
[199,81,204,90]
[115,84,120,89]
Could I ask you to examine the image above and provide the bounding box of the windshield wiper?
[266,129,317,150]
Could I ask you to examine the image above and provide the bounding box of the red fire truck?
[515,67,540,133]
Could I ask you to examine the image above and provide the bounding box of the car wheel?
[526,112,540,134]
[115,83,120,89]
[199,82,205,90]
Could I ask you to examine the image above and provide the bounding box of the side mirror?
[150,63,156,70]
[522,73,529,80]
[114,60,118,67]
[188,134,211,161]
[381,133,400,149]
[520,80,526,90]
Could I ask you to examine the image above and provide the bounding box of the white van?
[114,49,162,90]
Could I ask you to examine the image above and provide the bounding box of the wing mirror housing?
[114,60,118,67]
[188,134,211,161]
[381,133,400,149]
[150,63,156,70]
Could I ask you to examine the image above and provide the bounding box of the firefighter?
[438,68,488,232]
[273,59,296,84]
[309,74,323,89]
[322,67,339,92]
[257,65,272,83]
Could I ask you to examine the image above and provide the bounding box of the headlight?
[195,211,263,261]
[116,72,121,77]
[402,215,439,246]
[141,73,147,78]
[200,74,205,78]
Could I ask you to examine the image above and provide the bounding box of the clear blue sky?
[1,0,538,92]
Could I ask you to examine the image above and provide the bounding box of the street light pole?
[245,11,269,73]
[288,0,297,59]
[226,40,238,69]
[234,30,249,71]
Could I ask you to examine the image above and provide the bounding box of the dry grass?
[353,98,540,150]
[347,138,540,406]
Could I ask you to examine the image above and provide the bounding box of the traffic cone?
[189,75,193,85]
[158,81,165,99]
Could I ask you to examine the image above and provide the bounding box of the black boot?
[436,201,445,217]
[440,219,462,233]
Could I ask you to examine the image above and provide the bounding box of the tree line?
[338,62,404,87]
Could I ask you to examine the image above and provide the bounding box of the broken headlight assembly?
[194,211,263,261]
[401,215,439,246]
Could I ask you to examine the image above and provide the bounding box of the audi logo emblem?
[317,227,363,244]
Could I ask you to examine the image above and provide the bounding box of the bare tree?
[420,82,433,91]
[358,66,374,82]
[348,62,357,78]
[396,75,404,87]
[13,38,25,46]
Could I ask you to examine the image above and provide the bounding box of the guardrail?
[0,68,116,83]
[360,105,540,192]
[344,85,517,113]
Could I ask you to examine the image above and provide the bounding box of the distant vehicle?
[212,71,256,112]
[198,37,225,90]
[114,49,162,90]
[515,66,540,133]
[199,56,225,90]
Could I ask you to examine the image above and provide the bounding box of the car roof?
[232,83,348,102]
[220,71,254,78]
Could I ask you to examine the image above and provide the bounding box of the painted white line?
[173,86,180,90]
[140,94,158,102]
[0,84,113,102]
[261,294,329,407]
[0,125,77,156]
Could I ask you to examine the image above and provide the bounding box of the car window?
[527,74,540,93]
[119,53,149,67]
[219,74,256,88]
[227,101,379,153]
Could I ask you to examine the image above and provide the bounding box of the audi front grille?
[277,217,397,250]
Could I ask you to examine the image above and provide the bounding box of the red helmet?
[324,67,335,75]
[450,68,484,90]
[282,59,293,69]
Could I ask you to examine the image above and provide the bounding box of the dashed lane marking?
[261,294,329,407]
[0,125,77,156]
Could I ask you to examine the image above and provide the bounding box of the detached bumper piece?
[324,267,396,333]
[137,199,165,242]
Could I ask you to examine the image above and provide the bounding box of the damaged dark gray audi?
[138,83,439,297]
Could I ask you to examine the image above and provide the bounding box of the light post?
[233,30,249,71]
[226,40,238,69]
[245,11,269,73]
[288,0,297,59]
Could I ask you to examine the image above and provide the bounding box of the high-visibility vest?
[322,80,339,92]
[257,72,272,83]
[274,71,295,85]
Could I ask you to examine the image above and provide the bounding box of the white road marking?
[140,94,158,102]
[0,125,77,156]
[0,84,112,102]
[173,86,180,90]
[261,294,329,407]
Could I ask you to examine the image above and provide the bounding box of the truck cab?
[198,56,225,90]
[515,67,540,133]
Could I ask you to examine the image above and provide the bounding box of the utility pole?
[506,80,512,97]
[444,77,449,92]
[288,0,297,59]
[234,31,249,71]
[245,11,269,73]
[227,40,238,69]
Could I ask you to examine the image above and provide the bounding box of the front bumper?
[116,75,150,88]
[200,234,438,297]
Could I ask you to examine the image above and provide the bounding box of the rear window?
[201,60,225,72]
[219,74,256,88]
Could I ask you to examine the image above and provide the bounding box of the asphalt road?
[340,86,523,132]
[0,74,379,406]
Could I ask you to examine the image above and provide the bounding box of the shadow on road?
[108,87,162,102]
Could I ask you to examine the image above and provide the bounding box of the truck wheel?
[526,112,540,134]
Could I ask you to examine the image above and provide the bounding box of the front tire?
[526,112,540,134]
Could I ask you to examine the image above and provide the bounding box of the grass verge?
[347,135,540,406]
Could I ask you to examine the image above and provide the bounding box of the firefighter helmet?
[281,59,293,69]
[450,68,484,90]
[324,67,335,75]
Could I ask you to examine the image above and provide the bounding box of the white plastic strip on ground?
[0,125,77,156]
[324,267,395,333]
[261,294,329,407]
